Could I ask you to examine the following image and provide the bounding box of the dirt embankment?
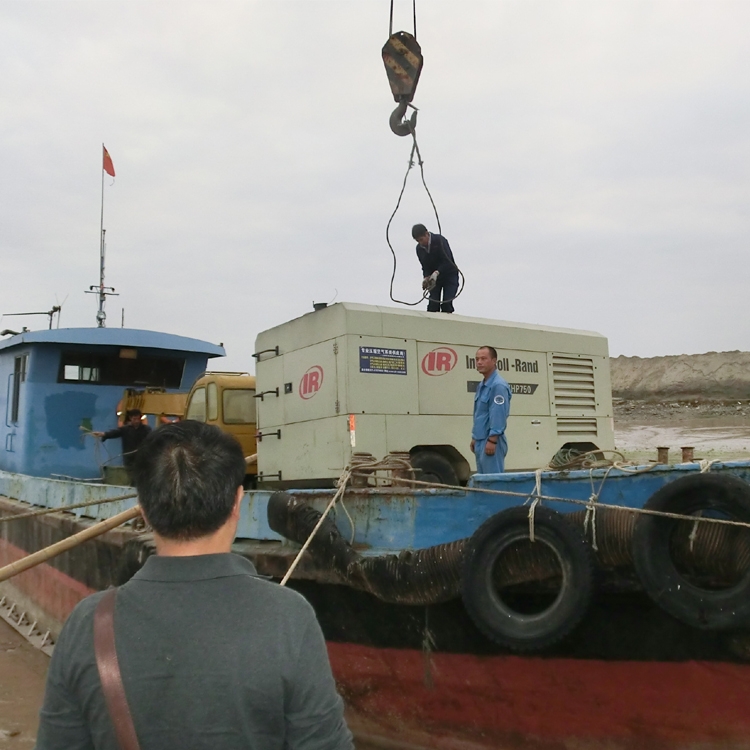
[611,351,750,403]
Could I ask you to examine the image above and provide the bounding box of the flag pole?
[87,144,117,326]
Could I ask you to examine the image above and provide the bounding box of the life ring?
[632,473,750,631]
[461,506,595,651]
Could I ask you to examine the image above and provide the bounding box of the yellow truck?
[184,372,258,468]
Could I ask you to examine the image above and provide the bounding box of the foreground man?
[471,346,512,474]
[36,421,353,750]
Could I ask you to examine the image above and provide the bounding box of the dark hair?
[126,409,142,420]
[477,345,498,360]
[411,223,428,239]
[133,421,246,540]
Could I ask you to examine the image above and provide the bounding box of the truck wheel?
[632,473,750,630]
[462,506,595,651]
[410,451,458,486]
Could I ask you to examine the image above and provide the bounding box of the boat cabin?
[0,328,224,480]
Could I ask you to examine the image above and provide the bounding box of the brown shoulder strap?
[94,588,141,750]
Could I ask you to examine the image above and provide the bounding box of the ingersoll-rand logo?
[299,365,324,399]
[421,347,458,376]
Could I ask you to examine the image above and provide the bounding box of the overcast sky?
[1,1,748,370]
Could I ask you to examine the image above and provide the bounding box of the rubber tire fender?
[461,505,595,652]
[631,472,750,630]
[410,450,458,486]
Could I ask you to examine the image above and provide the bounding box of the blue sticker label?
[494,395,505,405]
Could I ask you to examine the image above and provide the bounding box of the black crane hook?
[389,100,418,137]
[382,31,423,137]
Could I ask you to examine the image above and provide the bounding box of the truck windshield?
[185,387,207,422]
[222,389,255,424]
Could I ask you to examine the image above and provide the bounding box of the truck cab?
[184,372,257,466]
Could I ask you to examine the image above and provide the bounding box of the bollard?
[657,446,670,464]
[350,452,376,486]
[681,446,695,463]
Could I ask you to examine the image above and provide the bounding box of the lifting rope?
[385,132,465,306]
[381,0,465,307]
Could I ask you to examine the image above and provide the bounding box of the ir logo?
[421,347,458,376]
[299,365,324,399]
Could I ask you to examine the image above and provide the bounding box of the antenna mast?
[86,145,118,326]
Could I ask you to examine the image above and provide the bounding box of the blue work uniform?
[472,370,512,474]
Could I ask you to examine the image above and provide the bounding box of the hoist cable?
[389,0,418,39]
[385,127,465,307]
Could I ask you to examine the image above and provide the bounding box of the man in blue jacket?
[471,346,512,473]
[412,223,460,313]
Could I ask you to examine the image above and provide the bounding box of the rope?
[0,492,138,525]
[352,471,750,532]
[527,497,539,542]
[280,468,352,586]
[338,495,356,544]
[688,510,702,553]
[385,130,466,307]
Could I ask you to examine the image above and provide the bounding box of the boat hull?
[2,470,750,749]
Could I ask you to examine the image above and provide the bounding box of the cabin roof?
[0,327,225,357]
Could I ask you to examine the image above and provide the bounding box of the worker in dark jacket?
[412,223,460,313]
[93,409,151,470]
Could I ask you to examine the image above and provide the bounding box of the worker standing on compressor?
[412,223,460,313]
[471,346,512,473]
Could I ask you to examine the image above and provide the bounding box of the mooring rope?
[280,468,353,586]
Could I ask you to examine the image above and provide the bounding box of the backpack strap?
[94,588,141,750]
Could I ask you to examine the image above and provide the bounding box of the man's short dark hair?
[411,223,428,239]
[477,345,498,360]
[126,409,142,420]
[133,421,246,540]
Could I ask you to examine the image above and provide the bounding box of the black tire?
[410,450,458,486]
[461,506,595,652]
[632,473,750,631]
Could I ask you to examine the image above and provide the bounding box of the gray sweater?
[36,554,353,750]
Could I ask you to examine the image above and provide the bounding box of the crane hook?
[389,100,418,137]
[382,31,423,137]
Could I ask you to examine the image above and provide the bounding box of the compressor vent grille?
[556,417,598,436]
[552,356,596,412]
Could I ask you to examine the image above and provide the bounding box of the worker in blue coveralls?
[471,346,512,474]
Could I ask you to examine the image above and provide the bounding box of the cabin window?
[11,355,28,423]
[58,351,185,388]
[222,389,256,424]
[185,387,207,422]
[207,382,218,421]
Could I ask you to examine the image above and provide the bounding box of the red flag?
[102,145,115,177]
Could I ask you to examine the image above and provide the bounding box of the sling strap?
[94,588,142,750]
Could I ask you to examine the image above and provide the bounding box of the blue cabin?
[0,328,224,479]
